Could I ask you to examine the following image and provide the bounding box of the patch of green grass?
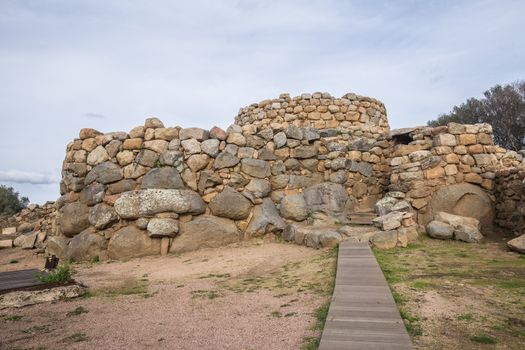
[190,289,222,300]
[285,312,297,317]
[312,301,330,331]
[37,264,72,284]
[470,334,497,344]
[63,332,89,343]
[400,309,422,337]
[4,315,22,321]
[91,255,100,263]
[411,280,434,290]
[198,273,231,279]
[270,311,282,318]
[457,313,475,321]
[94,279,148,297]
[9,259,18,264]
[22,324,52,335]
[301,337,320,350]
[66,306,89,317]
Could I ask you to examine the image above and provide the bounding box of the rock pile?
[0,203,55,250]
[426,212,483,243]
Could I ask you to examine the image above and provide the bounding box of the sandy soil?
[0,240,336,350]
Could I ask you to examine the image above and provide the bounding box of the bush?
[0,185,29,215]
[38,264,73,284]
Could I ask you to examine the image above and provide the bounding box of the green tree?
[0,185,29,215]
[428,80,525,150]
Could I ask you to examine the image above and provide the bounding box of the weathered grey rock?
[146,218,179,238]
[273,132,287,148]
[13,231,38,249]
[108,226,160,260]
[434,212,480,230]
[179,127,209,141]
[421,156,442,170]
[294,146,318,159]
[201,139,220,157]
[420,183,494,231]
[198,171,222,192]
[214,151,240,169]
[159,150,183,166]
[136,149,159,168]
[298,227,342,249]
[284,158,300,170]
[319,231,342,248]
[409,150,431,162]
[303,128,320,141]
[473,154,498,167]
[136,218,149,230]
[245,179,271,198]
[391,200,411,213]
[280,194,308,221]
[338,226,379,243]
[17,222,34,233]
[426,220,454,240]
[87,145,110,165]
[141,167,184,189]
[245,135,266,149]
[370,230,398,249]
[209,187,252,220]
[282,224,297,241]
[304,182,349,221]
[123,164,149,179]
[144,140,169,154]
[507,234,525,254]
[285,124,303,140]
[181,138,201,154]
[454,224,483,243]
[45,236,70,260]
[0,285,86,308]
[79,183,105,205]
[171,216,240,254]
[348,161,373,177]
[241,158,271,178]
[187,154,209,172]
[89,203,118,230]
[258,128,274,141]
[246,198,286,236]
[224,144,239,155]
[0,239,13,248]
[258,149,277,161]
[114,189,206,218]
[68,229,108,261]
[57,202,90,237]
[85,162,123,185]
[108,179,136,194]
[373,211,403,231]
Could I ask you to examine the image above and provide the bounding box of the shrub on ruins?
[0,185,29,215]
[428,80,525,150]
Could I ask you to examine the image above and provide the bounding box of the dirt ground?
[373,232,525,350]
[0,239,337,350]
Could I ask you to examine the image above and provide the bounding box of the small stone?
[227,133,246,146]
[209,186,252,220]
[209,126,227,140]
[87,146,110,165]
[280,194,308,221]
[144,117,164,128]
[147,218,179,238]
[181,139,201,154]
[507,234,525,254]
[372,212,403,231]
[89,203,118,230]
[201,139,220,157]
[141,167,185,189]
[214,152,240,169]
[180,127,209,141]
[273,132,287,148]
[426,220,454,240]
[241,158,271,178]
[285,125,303,140]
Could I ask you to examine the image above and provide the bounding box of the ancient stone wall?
[49,92,396,261]
[494,168,525,235]
[387,123,525,230]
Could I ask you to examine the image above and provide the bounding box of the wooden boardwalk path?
[0,269,45,294]
[319,241,414,350]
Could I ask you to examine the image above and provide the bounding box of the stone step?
[348,212,378,226]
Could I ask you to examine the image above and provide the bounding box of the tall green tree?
[428,80,525,150]
[0,185,29,215]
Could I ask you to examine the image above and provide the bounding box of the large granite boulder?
[428,212,483,243]
[171,216,240,254]
[45,236,71,260]
[280,194,308,221]
[107,226,161,260]
[246,198,286,237]
[426,220,454,240]
[114,189,206,218]
[85,161,123,185]
[209,186,252,220]
[146,218,179,238]
[56,202,90,237]
[88,203,118,230]
[421,183,494,231]
[68,229,108,261]
[304,182,349,222]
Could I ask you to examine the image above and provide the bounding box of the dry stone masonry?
[3,91,525,259]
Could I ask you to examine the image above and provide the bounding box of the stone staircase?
[348,211,378,226]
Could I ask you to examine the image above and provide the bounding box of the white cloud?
[0,170,60,185]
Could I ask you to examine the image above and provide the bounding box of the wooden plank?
[319,241,414,350]
[0,269,45,293]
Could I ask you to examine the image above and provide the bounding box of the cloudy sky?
[0,0,523,204]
